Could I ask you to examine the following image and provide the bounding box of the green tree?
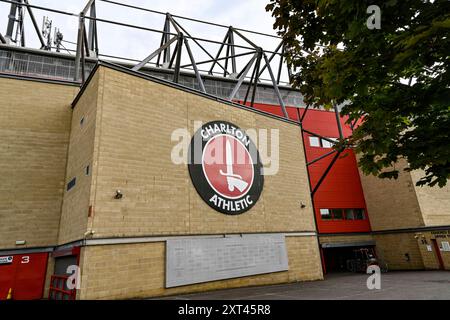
[266,0,450,187]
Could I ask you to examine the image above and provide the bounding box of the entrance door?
[0,253,48,300]
[431,239,445,270]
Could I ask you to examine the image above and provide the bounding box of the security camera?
[114,190,123,199]
[84,230,95,237]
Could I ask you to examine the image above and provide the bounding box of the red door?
[431,239,445,270]
[0,253,48,300]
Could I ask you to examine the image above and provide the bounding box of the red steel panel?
[0,252,48,300]
[249,103,371,234]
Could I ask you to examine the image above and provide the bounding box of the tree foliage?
[266,0,450,187]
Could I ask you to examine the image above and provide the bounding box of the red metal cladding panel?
[300,108,354,137]
[235,101,300,122]
[0,257,15,300]
[249,103,371,234]
[0,253,48,300]
[301,109,371,233]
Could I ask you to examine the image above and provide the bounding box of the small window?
[321,138,338,148]
[331,209,343,220]
[442,241,450,252]
[354,209,365,220]
[321,139,333,148]
[80,116,85,127]
[85,165,90,176]
[320,209,332,220]
[345,209,355,220]
[67,177,76,191]
[309,136,321,147]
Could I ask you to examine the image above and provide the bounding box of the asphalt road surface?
[158,271,450,300]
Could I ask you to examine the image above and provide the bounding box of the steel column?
[132,36,177,71]
[250,52,262,107]
[258,40,283,77]
[232,28,258,48]
[227,53,258,101]
[208,30,229,75]
[228,29,236,74]
[300,105,310,123]
[311,151,342,196]
[302,128,338,144]
[173,34,183,83]
[333,103,344,140]
[24,0,46,49]
[74,13,85,82]
[184,38,206,93]
[171,17,229,76]
[87,0,98,55]
[5,0,20,39]
[263,53,288,118]
[307,149,337,166]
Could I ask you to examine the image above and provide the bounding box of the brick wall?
[72,66,316,238]
[373,233,424,270]
[359,160,425,231]
[416,230,450,270]
[319,234,374,247]
[59,71,101,244]
[78,236,323,299]
[65,66,323,299]
[410,170,450,227]
[0,77,77,249]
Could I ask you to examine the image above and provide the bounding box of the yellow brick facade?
[319,234,374,245]
[61,66,323,299]
[415,230,450,270]
[358,160,425,231]
[58,71,101,244]
[359,160,450,272]
[0,78,78,249]
[410,170,450,227]
[78,236,322,300]
[63,67,316,239]
[2,63,449,300]
[373,233,424,270]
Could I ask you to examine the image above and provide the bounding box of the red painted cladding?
[0,253,48,300]
[248,102,371,234]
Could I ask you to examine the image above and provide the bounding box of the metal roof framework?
[0,0,351,197]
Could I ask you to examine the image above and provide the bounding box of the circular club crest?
[188,121,264,215]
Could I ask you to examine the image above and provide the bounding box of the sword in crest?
[219,139,249,192]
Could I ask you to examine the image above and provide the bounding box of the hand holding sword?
[219,139,249,192]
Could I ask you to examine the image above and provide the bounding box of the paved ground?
[160,271,450,300]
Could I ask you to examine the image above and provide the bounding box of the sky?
[0,0,288,82]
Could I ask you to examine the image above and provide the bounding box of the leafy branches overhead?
[266,0,450,187]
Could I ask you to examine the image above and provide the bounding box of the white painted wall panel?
[166,234,289,288]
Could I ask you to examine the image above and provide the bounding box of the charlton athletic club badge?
[188,121,264,215]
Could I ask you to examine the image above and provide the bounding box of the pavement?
[158,271,450,300]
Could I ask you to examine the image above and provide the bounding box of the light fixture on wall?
[300,201,306,209]
[114,190,123,199]
[84,230,95,238]
[404,253,411,262]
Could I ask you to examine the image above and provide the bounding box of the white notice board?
[166,234,289,288]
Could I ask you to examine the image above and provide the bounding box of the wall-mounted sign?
[0,256,13,264]
[188,121,264,215]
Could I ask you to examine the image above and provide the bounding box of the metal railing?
[0,46,304,106]
[48,275,76,300]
